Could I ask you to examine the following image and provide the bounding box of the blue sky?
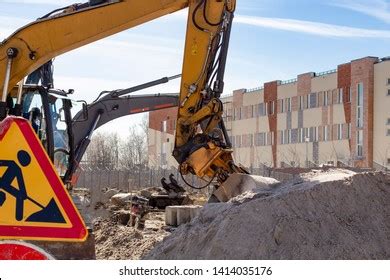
[1,0,390,136]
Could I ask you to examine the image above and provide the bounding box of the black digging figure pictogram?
[0,150,66,223]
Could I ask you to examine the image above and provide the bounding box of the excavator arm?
[173,0,246,202]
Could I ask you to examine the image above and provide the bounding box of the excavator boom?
[0,0,187,95]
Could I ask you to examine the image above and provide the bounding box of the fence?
[74,166,297,194]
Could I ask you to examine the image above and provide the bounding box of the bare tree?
[84,132,120,170]
[120,124,148,169]
[83,115,153,171]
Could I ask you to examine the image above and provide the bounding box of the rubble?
[110,193,132,206]
[145,170,390,260]
[94,212,170,260]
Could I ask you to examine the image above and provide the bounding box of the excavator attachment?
[211,173,258,202]
[210,173,279,203]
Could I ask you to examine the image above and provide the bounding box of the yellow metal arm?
[173,0,244,192]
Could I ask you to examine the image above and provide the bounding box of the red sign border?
[0,117,88,242]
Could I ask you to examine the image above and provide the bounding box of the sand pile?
[145,170,390,260]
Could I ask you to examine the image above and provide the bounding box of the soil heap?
[145,170,390,260]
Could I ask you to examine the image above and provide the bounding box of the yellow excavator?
[0,0,249,205]
[0,0,253,259]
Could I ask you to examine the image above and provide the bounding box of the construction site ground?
[82,169,390,260]
[94,211,170,260]
[87,189,207,260]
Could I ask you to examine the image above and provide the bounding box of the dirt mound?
[95,212,170,260]
[145,170,390,260]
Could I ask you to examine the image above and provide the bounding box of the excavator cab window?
[21,90,48,148]
[48,95,71,177]
[46,90,79,180]
[89,0,106,6]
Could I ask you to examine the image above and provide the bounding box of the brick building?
[148,56,390,170]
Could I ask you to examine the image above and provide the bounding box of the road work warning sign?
[0,117,87,242]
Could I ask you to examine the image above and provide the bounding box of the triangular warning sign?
[0,117,88,242]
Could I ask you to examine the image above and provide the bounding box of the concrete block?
[177,207,191,225]
[165,206,178,226]
[190,206,202,220]
[166,205,204,227]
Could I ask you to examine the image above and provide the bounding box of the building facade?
[148,56,390,170]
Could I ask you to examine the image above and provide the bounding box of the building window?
[323,126,328,141]
[258,103,264,116]
[280,99,285,113]
[308,127,318,142]
[387,129,390,136]
[309,93,317,108]
[387,158,390,166]
[162,120,167,132]
[305,95,310,109]
[258,132,266,146]
[299,96,304,110]
[357,130,363,157]
[270,101,276,115]
[347,123,351,139]
[249,105,253,118]
[280,130,285,145]
[304,127,309,141]
[347,87,352,103]
[322,91,328,106]
[356,83,364,128]
[297,128,303,143]
[287,130,291,144]
[388,89,390,96]
[387,118,390,125]
[309,127,313,142]
[387,78,390,85]
[337,88,343,104]
[286,98,291,112]
[261,133,265,146]
[254,133,259,146]
[337,124,343,140]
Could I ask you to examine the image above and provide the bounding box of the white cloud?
[235,15,390,38]
[330,0,390,23]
